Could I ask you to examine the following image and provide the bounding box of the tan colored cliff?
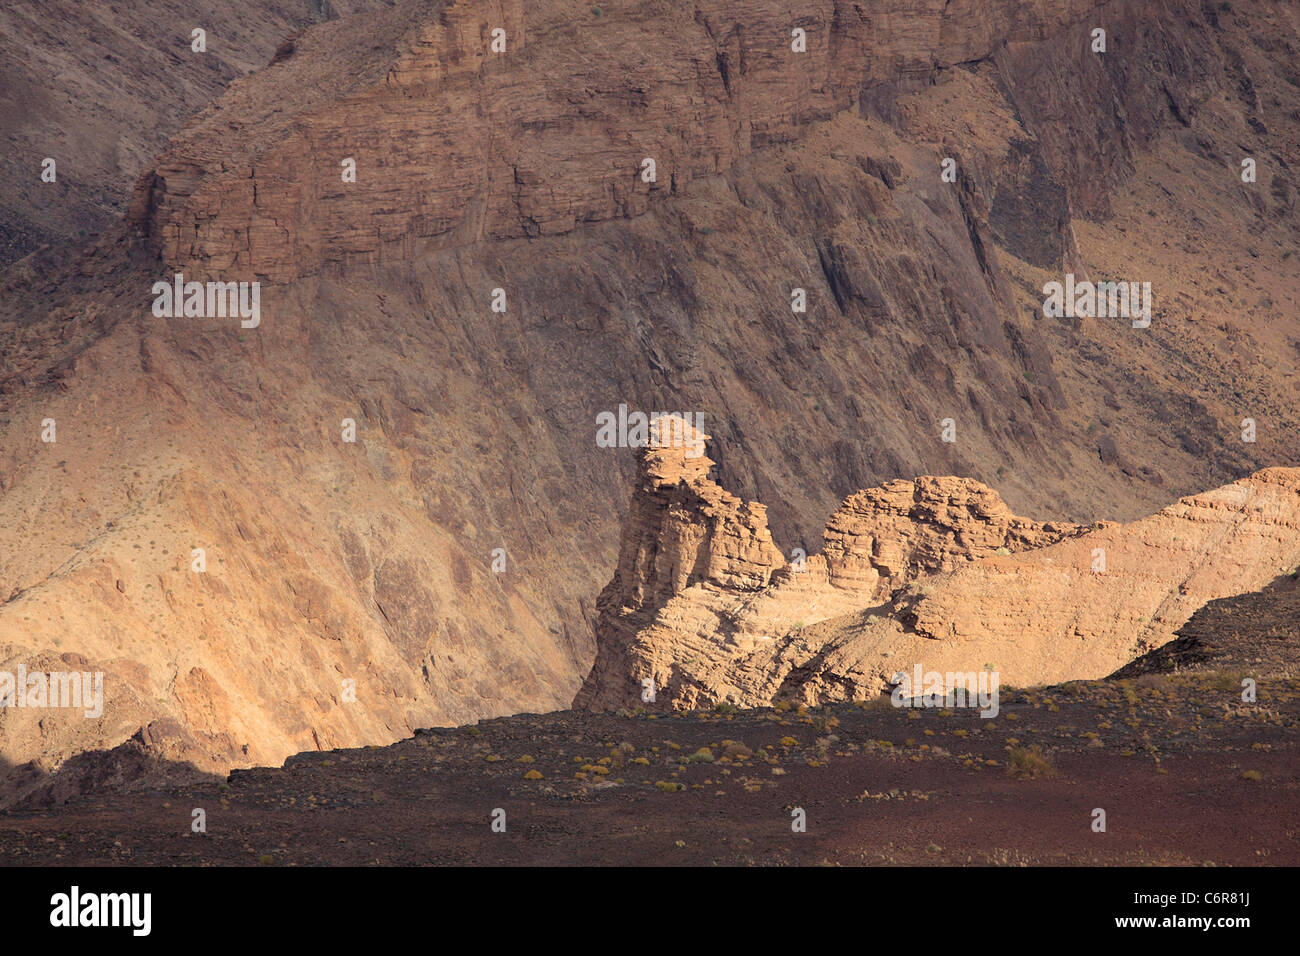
[575,430,1300,711]
[603,416,784,614]
[820,477,1082,593]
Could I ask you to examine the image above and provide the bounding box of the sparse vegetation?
[1007,745,1054,778]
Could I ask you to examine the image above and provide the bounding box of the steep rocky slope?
[0,0,397,264]
[1,0,1298,789]
[1111,571,1299,678]
[576,427,1300,710]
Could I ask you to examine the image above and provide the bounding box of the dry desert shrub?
[858,694,895,711]
[1007,745,1055,779]
[1136,673,1171,691]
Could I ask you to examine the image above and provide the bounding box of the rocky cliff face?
[575,431,1300,711]
[1109,571,1300,679]
[1,0,1298,796]
[601,417,784,615]
[576,423,1090,709]
[125,0,1147,281]
[820,477,1082,593]
[0,0,398,265]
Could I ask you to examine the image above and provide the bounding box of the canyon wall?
[1,0,1297,796]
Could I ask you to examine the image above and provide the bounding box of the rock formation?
[602,416,784,613]
[575,429,1300,710]
[820,477,1082,594]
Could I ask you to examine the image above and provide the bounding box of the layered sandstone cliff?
[125,0,1148,282]
[0,0,398,265]
[819,477,1082,593]
[575,429,1300,710]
